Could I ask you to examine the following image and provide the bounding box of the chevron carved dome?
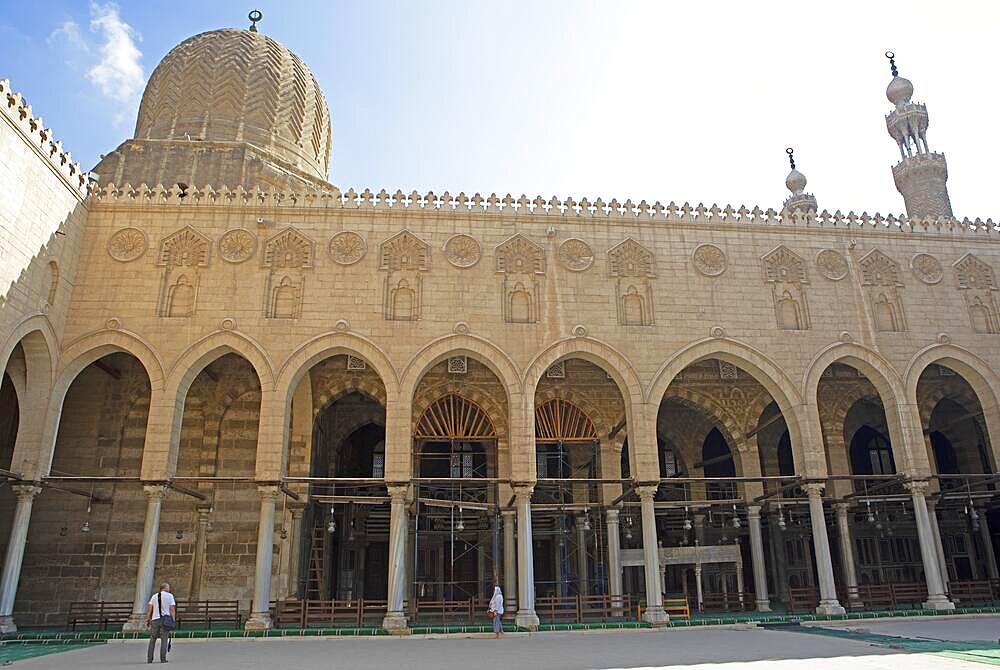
[135,29,332,181]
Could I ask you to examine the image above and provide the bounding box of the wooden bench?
[662,597,690,619]
[411,598,476,624]
[67,601,133,630]
[787,586,820,613]
[949,580,995,605]
[174,600,240,629]
[273,599,389,628]
[578,594,634,621]
[535,595,580,623]
[889,582,927,608]
[701,592,754,613]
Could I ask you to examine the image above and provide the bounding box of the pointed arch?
[415,393,497,440]
[166,329,274,397]
[535,398,597,444]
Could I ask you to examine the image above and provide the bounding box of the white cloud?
[84,2,144,104]
[48,19,89,54]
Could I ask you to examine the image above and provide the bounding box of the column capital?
[637,484,658,500]
[256,484,280,501]
[289,503,307,519]
[834,502,850,514]
[512,483,535,500]
[747,505,761,519]
[802,482,825,498]
[501,508,516,518]
[196,505,212,522]
[142,484,168,501]
[606,508,620,522]
[386,483,408,500]
[9,484,42,502]
[904,480,930,496]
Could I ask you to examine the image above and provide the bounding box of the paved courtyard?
[9,618,1000,669]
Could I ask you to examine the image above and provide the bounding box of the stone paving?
[9,621,996,669]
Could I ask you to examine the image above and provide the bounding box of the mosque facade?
[0,20,998,633]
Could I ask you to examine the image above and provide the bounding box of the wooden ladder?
[305,525,327,600]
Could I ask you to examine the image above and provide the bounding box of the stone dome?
[886,75,914,107]
[134,28,332,182]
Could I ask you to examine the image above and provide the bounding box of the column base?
[815,600,846,616]
[122,613,148,632]
[0,615,16,634]
[922,596,956,611]
[755,599,772,613]
[244,612,273,631]
[382,612,409,633]
[642,606,670,626]
[515,609,540,630]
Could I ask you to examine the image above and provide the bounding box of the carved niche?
[379,230,429,321]
[495,233,545,323]
[607,238,655,326]
[954,253,999,334]
[261,227,315,319]
[761,245,809,330]
[156,226,211,317]
[858,248,906,332]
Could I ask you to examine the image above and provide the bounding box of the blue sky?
[2,1,998,217]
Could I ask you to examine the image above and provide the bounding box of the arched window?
[703,428,735,499]
[535,399,598,479]
[415,394,496,479]
[850,426,895,476]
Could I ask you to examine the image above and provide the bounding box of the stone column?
[694,563,704,612]
[188,505,212,601]
[606,509,623,608]
[576,515,589,597]
[502,510,517,612]
[383,484,409,632]
[513,484,539,628]
[927,500,950,589]
[905,481,954,610]
[287,505,305,598]
[245,485,280,630]
[746,506,771,612]
[637,485,668,624]
[978,508,999,580]
[834,503,861,608]
[802,483,845,615]
[124,484,168,631]
[0,485,41,633]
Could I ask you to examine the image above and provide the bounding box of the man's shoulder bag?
[157,592,176,631]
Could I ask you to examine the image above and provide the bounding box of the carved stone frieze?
[557,238,594,272]
[816,249,848,281]
[443,234,481,268]
[329,231,367,265]
[692,244,727,277]
[218,228,257,263]
[910,253,943,284]
[107,227,147,262]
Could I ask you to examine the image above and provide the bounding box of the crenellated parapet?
[89,182,999,238]
[0,79,92,197]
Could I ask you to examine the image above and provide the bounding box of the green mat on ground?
[0,640,102,663]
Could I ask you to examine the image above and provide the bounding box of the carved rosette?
[443,234,481,268]
[328,231,367,265]
[692,244,727,277]
[558,238,594,272]
[816,249,848,281]
[218,229,258,263]
[107,227,147,262]
[911,253,943,285]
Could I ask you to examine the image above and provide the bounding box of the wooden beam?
[94,359,121,379]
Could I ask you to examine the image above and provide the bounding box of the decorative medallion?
[839,331,853,343]
[911,253,943,284]
[220,318,236,331]
[454,321,470,335]
[558,238,594,272]
[816,249,849,281]
[710,326,727,338]
[571,324,588,337]
[444,234,481,268]
[218,229,257,263]
[107,227,147,262]
[335,319,350,332]
[692,244,727,277]
[105,318,121,330]
[328,231,367,265]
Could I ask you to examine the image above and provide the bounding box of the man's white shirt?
[148,591,176,620]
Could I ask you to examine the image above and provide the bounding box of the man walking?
[145,582,176,663]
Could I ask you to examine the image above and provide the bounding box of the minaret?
[884,51,953,219]
[782,147,817,216]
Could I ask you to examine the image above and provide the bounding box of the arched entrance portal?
[412,393,498,604]
[533,398,605,599]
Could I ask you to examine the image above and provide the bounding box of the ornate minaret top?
[884,51,953,219]
[782,147,817,216]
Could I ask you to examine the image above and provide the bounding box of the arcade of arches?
[2,340,999,633]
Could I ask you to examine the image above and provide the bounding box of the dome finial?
[886,50,898,77]
[784,147,807,195]
[248,9,263,32]
[786,147,796,171]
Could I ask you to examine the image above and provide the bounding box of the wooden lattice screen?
[534,399,598,444]
[414,394,496,440]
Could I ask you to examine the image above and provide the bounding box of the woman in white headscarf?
[488,584,504,637]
